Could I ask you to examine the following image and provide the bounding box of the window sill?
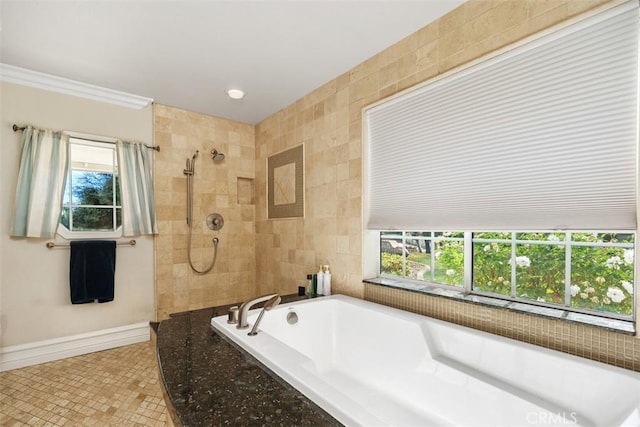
[363,277,636,336]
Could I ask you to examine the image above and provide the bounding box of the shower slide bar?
[45,240,136,249]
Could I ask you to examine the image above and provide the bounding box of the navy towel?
[70,240,116,304]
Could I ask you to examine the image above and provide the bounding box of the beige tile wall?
[153,104,256,319]
[151,0,639,369]
[254,0,640,368]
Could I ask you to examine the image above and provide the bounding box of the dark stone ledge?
[156,294,341,427]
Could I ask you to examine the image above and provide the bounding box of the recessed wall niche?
[237,177,254,205]
[267,144,304,219]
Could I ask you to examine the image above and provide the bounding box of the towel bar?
[46,240,136,249]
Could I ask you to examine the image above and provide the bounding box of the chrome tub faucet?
[237,293,280,330]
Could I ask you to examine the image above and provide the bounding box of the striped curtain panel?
[11,126,69,238]
[116,140,157,236]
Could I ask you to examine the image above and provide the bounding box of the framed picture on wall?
[267,144,304,219]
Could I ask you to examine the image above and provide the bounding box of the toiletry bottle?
[323,265,331,296]
[311,274,318,297]
[317,265,326,296]
[306,274,313,297]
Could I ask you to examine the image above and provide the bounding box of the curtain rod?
[12,124,160,152]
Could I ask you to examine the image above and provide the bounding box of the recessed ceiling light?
[226,88,245,100]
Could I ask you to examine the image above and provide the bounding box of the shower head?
[211,149,225,163]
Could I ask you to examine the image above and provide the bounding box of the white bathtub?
[211,295,640,427]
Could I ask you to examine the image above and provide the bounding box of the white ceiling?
[0,1,464,124]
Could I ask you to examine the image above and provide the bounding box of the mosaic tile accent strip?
[364,282,640,372]
[0,342,170,426]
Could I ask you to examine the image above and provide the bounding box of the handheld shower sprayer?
[182,149,222,274]
[184,150,199,176]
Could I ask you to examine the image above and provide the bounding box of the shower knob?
[206,213,224,231]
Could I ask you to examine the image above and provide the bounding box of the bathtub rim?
[218,294,640,377]
[211,294,640,426]
[211,296,374,426]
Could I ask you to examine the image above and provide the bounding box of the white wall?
[0,82,155,348]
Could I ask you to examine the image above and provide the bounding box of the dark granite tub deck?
[156,295,342,426]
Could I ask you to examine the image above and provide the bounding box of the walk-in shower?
[183,149,225,274]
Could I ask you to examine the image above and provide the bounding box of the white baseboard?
[0,322,150,372]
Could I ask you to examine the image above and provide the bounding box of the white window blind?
[365,1,639,231]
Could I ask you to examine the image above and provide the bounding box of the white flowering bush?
[606,287,626,304]
[472,232,633,316]
[570,233,634,315]
[381,232,634,317]
[434,237,464,286]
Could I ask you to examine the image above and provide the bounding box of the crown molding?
[0,63,153,109]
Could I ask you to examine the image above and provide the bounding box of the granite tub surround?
[156,295,340,426]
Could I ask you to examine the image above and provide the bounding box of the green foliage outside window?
[380,232,634,317]
[61,171,121,232]
[381,252,403,277]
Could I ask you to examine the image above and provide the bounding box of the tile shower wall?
[153,104,256,320]
[255,0,640,366]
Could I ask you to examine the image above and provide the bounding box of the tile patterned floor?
[0,341,170,426]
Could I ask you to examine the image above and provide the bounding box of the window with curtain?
[11,128,157,238]
[364,2,638,321]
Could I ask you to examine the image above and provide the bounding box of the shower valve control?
[206,213,224,231]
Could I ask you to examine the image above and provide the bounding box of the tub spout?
[237,293,279,329]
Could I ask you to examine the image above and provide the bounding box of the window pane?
[380,233,404,277]
[516,232,563,242]
[115,175,120,206]
[474,232,511,240]
[407,244,431,281]
[473,241,511,296]
[433,237,463,287]
[70,143,114,172]
[446,232,464,238]
[571,246,634,316]
[573,232,634,244]
[60,207,70,229]
[71,171,115,206]
[405,232,429,276]
[406,231,430,238]
[63,179,71,204]
[515,243,565,304]
[70,207,115,231]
